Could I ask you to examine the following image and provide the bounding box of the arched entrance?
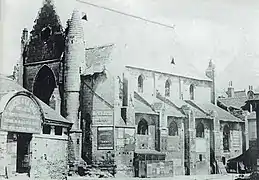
[33,65,56,105]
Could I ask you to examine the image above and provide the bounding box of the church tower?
[64,9,85,165]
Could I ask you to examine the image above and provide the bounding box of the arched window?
[138,75,144,93]
[190,84,195,100]
[196,122,204,138]
[137,119,148,135]
[33,65,56,105]
[165,79,171,97]
[168,121,178,136]
[223,125,230,151]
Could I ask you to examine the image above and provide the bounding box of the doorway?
[16,133,32,174]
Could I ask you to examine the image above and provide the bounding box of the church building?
[14,0,248,178]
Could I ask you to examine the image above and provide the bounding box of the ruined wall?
[30,134,68,180]
[135,113,159,151]
[0,131,7,178]
[164,117,185,175]
[80,72,115,164]
[195,119,211,175]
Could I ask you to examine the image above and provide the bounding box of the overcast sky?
[1,0,259,90]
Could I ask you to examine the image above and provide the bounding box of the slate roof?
[152,98,185,118]
[134,92,157,115]
[156,93,208,119]
[186,100,243,123]
[0,74,71,124]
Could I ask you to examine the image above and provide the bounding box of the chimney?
[227,81,234,98]
[248,85,253,91]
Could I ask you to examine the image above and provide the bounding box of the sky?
[1,0,259,91]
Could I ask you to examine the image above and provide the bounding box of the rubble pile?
[83,167,114,178]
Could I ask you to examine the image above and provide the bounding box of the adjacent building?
[12,0,246,178]
[0,75,72,179]
[218,82,256,147]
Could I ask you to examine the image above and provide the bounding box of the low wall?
[30,134,68,179]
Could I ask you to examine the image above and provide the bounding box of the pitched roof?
[153,98,185,118]
[156,93,208,119]
[0,75,71,125]
[218,96,247,109]
[134,92,157,115]
[186,100,243,123]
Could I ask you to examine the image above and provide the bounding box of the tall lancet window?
[165,79,171,97]
[196,122,204,138]
[137,119,148,135]
[138,75,144,93]
[168,121,178,136]
[223,124,230,151]
[190,84,195,100]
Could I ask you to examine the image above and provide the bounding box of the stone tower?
[64,9,85,165]
[206,59,216,104]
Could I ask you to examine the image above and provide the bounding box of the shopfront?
[0,89,72,179]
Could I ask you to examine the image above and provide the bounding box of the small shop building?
[0,75,72,179]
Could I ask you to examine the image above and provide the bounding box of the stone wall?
[80,72,116,164]
[30,134,68,180]
[125,66,212,102]
[0,131,7,178]
[220,122,243,162]
[165,117,185,175]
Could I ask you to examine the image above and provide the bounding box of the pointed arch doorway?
[33,65,56,105]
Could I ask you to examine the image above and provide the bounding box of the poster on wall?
[97,127,114,150]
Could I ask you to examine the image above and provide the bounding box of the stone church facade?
[14,0,247,177]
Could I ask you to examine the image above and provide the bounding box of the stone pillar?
[182,105,196,175]
[244,111,249,150]
[50,125,55,135]
[212,111,221,163]
[180,120,185,175]
[0,131,7,177]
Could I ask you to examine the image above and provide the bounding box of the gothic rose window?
[223,125,230,151]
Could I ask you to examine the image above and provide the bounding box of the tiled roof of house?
[0,75,71,124]
[186,100,243,123]
[218,96,247,109]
